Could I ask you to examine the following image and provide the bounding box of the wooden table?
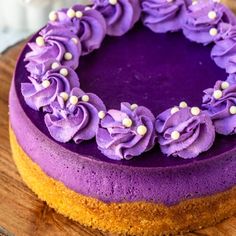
[0,41,236,236]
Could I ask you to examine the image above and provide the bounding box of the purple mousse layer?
[10,22,236,204]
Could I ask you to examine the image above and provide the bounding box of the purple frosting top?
[21,0,236,161]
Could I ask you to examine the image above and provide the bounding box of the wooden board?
[1,10,236,235]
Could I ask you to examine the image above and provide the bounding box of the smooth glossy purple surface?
[15,22,236,167]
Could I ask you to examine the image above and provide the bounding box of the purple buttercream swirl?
[96,102,156,160]
[211,23,236,73]
[25,26,81,77]
[21,66,79,111]
[50,4,107,55]
[94,0,141,36]
[45,87,106,143]
[182,0,236,44]
[155,107,215,159]
[202,79,236,135]
[141,0,187,33]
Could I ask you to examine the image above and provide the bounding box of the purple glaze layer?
[10,22,236,204]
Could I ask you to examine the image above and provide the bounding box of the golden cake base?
[9,127,236,235]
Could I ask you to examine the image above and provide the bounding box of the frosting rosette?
[155,106,215,159]
[182,0,236,44]
[21,67,79,111]
[44,87,106,143]
[93,0,141,36]
[141,0,186,33]
[202,79,236,135]
[49,4,106,55]
[96,102,156,160]
[211,23,236,73]
[25,26,81,77]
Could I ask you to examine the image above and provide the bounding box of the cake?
[9,0,236,235]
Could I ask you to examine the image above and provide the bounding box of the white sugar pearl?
[67,8,75,18]
[49,11,57,21]
[42,80,50,88]
[75,11,83,18]
[192,0,198,5]
[170,106,179,114]
[137,125,147,136]
[213,90,223,99]
[191,107,201,116]
[82,95,90,102]
[208,11,217,20]
[51,62,60,69]
[60,92,69,101]
[98,111,105,119]
[122,118,133,128]
[109,0,117,5]
[221,81,229,90]
[64,52,73,61]
[179,101,188,108]
[85,6,91,11]
[70,96,78,105]
[36,36,45,46]
[71,37,78,44]
[209,28,218,36]
[130,103,138,110]
[171,131,180,140]
[60,68,69,76]
[229,106,236,115]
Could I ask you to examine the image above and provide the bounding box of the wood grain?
[1,2,236,234]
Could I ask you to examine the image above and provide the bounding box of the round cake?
[9,0,236,235]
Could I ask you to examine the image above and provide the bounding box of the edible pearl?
[42,80,50,88]
[109,0,117,5]
[64,52,73,61]
[170,106,179,114]
[192,0,198,5]
[60,92,69,101]
[81,95,90,102]
[67,8,76,18]
[70,96,78,105]
[179,101,188,108]
[60,68,69,76]
[49,11,57,21]
[191,107,201,116]
[130,103,138,110]
[36,36,45,47]
[221,81,229,90]
[75,11,83,18]
[51,62,60,69]
[137,125,147,136]
[71,37,78,44]
[122,118,133,128]
[208,11,217,20]
[85,6,91,11]
[213,90,223,99]
[209,28,218,36]
[171,130,180,140]
[98,111,105,119]
[229,106,236,115]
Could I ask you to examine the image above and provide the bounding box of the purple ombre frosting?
[94,0,141,36]
[156,107,215,159]
[141,0,186,33]
[96,102,156,160]
[202,79,236,135]
[182,0,236,44]
[45,87,106,143]
[21,67,79,111]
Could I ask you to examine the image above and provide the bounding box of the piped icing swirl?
[182,0,236,44]
[94,0,141,36]
[21,67,79,111]
[141,0,186,33]
[202,79,236,135]
[96,102,156,160]
[155,106,215,159]
[45,87,106,143]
